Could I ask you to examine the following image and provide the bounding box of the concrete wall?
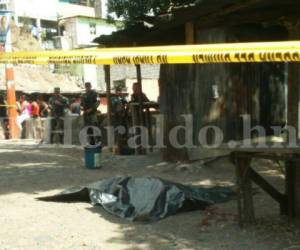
[62,17,79,48]
[63,16,119,47]
[83,65,98,89]
[58,2,95,19]
[12,0,58,21]
[75,17,118,47]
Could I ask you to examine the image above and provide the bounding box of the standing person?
[81,82,99,145]
[0,94,9,139]
[130,82,149,125]
[27,98,33,117]
[111,90,129,154]
[16,94,31,138]
[37,95,49,118]
[49,87,69,144]
[70,96,81,115]
[129,83,149,154]
[31,96,41,140]
[131,82,149,103]
[37,95,49,143]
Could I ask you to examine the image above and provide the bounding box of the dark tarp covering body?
[39,176,233,221]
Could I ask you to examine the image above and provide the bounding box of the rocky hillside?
[11,21,42,51]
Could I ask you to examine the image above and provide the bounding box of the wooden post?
[286,22,300,218]
[130,103,139,155]
[185,22,194,44]
[135,64,146,154]
[285,161,296,218]
[286,63,300,218]
[145,107,153,152]
[104,65,113,150]
[234,154,255,226]
[232,153,243,227]
[136,64,144,127]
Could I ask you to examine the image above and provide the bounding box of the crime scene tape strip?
[0,41,300,65]
[0,104,16,107]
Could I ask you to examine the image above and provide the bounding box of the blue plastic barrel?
[84,146,102,169]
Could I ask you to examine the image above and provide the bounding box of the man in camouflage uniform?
[81,82,99,145]
[49,87,69,144]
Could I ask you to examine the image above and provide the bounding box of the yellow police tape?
[0,104,16,107]
[0,41,300,65]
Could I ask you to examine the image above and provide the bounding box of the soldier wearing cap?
[81,82,99,127]
[81,82,99,145]
[49,87,69,143]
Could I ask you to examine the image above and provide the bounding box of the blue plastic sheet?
[39,176,234,222]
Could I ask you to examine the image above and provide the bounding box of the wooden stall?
[94,0,300,222]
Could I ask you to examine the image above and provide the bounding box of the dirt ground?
[0,140,299,250]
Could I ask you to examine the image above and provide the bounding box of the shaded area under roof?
[94,0,300,47]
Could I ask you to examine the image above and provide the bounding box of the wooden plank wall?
[159,24,287,161]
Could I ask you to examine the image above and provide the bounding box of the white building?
[11,0,98,21]
[3,0,103,45]
[57,15,122,90]
[60,15,121,49]
[1,0,122,90]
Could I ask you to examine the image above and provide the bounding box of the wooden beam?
[185,22,194,44]
[136,64,144,127]
[285,161,296,217]
[249,168,285,205]
[286,22,300,218]
[234,156,255,226]
[156,0,265,32]
[287,63,299,137]
[135,64,146,155]
[104,65,113,150]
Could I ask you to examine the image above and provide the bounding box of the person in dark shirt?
[130,82,150,127]
[81,82,99,126]
[0,94,9,139]
[81,82,100,145]
[70,96,81,115]
[49,88,69,118]
[49,87,69,144]
[0,94,7,118]
[131,82,149,103]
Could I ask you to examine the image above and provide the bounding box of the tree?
[106,0,195,25]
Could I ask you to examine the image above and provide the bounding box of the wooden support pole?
[104,65,113,150]
[145,107,153,152]
[248,167,286,214]
[135,64,146,155]
[185,22,194,45]
[136,64,144,127]
[285,161,296,218]
[286,22,300,219]
[234,155,255,227]
[286,63,300,218]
